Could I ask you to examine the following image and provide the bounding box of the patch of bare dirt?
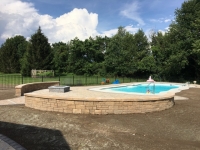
[0,89,16,100]
[0,88,200,149]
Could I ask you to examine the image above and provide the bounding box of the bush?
[36,71,54,77]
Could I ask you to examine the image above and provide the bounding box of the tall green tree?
[68,36,106,76]
[21,27,53,76]
[93,36,109,76]
[119,31,137,77]
[104,27,150,77]
[52,42,69,75]
[167,0,200,80]
[150,0,200,81]
[82,36,105,75]
[151,31,171,79]
[133,29,151,77]
[0,35,27,73]
[68,37,85,75]
[104,26,128,76]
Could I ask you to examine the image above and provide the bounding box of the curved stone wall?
[15,81,59,96]
[25,96,174,114]
[25,86,175,114]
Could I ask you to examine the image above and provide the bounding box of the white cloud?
[149,19,163,23]
[125,25,139,33]
[165,27,170,31]
[120,1,145,26]
[164,19,171,23]
[149,18,172,23]
[0,0,98,44]
[158,30,166,35]
[100,25,139,37]
[0,0,37,15]
[101,26,157,43]
[101,28,118,37]
[51,8,98,43]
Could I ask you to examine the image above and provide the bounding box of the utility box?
[48,86,70,93]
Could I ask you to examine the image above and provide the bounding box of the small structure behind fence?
[31,69,54,78]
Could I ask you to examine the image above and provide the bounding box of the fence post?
[22,75,23,84]
[59,75,60,85]
[3,75,4,89]
[73,76,74,86]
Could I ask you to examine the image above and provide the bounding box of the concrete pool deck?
[0,96,25,105]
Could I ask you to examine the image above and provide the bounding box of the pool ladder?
[146,82,155,94]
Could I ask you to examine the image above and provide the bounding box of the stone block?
[105,110,114,114]
[74,101,84,105]
[64,109,73,113]
[67,105,76,109]
[73,109,81,114]
[94,110,102,114]
[82,109,90,114]
[49,86,70,93]
[84,102,94,106]
[75,104,85,109]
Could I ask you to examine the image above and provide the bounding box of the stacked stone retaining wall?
[25,94,174,114]
[15,81,59,96]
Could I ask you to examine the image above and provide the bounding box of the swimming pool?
[103,84,180,94]
[90,82,188,95]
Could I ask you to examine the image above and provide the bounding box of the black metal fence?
[0,74,146,90]
[0,74,22,90]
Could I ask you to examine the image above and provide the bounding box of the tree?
[52,42,69,75]
[21,27,53,76]
[82,36,106,75]
[119,31,137,77]
[133,29,151,77]
[150,0,200,81]
[0,35,27,73]
[104,26,129,76]
[67,36,107,76]
[167,0,200,80]
[68,37,85,75]
[192,39,200,78]
[104,27,151,77]
[150,31,172,79]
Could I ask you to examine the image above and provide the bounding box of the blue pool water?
[103,84,180,94]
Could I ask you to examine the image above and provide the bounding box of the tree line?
[0,0,200,82]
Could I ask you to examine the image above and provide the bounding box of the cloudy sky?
[0,0,185,44]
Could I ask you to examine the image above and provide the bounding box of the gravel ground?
[0,88,200,150]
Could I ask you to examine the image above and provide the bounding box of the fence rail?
[0,74,146,90]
